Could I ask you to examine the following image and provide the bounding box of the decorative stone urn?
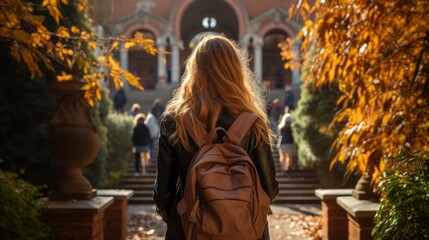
[48,80,100,200]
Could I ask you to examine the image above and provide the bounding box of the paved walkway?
[126,203,322,240]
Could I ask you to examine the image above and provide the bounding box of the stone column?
[171,40,183,88]
[315,189,354,240]
[43,197,114,240]
[156,38,167,89]
[292,41,301,102]
[253,37,263,85]
[292,41,301,86]
[98,189,134,240]
[94,25,109,88]
[337,196,379,240]
[119,43,130,90]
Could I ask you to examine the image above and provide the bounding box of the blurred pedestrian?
[145,112,160,161]
[277,112,295,172]
[150,98,165,121]
[113,87,127,113]
[132,114,151,175]
[283,83,295,111]
[270,98,283,131]
[129,103,141,117]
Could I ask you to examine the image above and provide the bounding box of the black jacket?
[132,124,151,146]
[153,111,279,240]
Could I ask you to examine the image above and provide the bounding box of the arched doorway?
[179,0,239,64]
[128,30,158,89]
[263,30,291,89]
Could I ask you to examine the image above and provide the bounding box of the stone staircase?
[117,88,320,204]
[120,150,320,204]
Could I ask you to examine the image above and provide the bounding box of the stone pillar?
[43,197,114,240]
[156,38,167,89]
[253,37,263,85]
[292,41,301,102]
[98,189,134,240]
[171,40,183,87]
[337,196,379,240]
[315,189,354,240]
[95,26,108,88]
[119,43,130,90]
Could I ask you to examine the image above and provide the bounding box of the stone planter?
[48,80,99,200]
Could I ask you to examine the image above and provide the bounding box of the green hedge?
[0,168,52,240]
[103,112,134,188]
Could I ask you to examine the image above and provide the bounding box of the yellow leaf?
[57,71,73,81]
[124,42,136,49]
[71,26,80,34]
[112,41,119,50]
[88,40,97,49]
[57,26,70,38]
[81,84,91,91]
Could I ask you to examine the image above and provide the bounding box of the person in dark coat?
[153,35,279,240]
[283,83,295,111]
[132,114,151,174]
[113,87,127,113]
[150,98,165,121]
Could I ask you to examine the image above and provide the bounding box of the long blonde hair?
[165,34,275,150]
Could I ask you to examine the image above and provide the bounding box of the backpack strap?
[184,112,208,148]
[227,112,258,145]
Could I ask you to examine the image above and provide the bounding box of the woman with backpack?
[153,35,279,240]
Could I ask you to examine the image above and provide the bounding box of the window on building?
[202,17,217,29]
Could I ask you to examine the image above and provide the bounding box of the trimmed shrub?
[292,44,357,188]
[103,112,134,188]
[0,167,53,240]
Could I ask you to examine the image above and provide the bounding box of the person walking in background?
[153,35,279,240]
[113,87,127,113]
[129,103,141,117]
[132,114,151,175]
[270,98,284,131]
[150,98,165,121]
[283,83,295,111]
[145,111,160,161]
[277,110,295,172]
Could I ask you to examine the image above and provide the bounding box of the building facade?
[93,0,302,90]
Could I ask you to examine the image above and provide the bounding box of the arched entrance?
[128,30,158,89]
[263,30,291,89]
[179,0,239,64]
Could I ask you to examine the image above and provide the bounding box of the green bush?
[373,150,429,240]
[0,168,53,240]
[291,44,357,188]
[103,112,134,188]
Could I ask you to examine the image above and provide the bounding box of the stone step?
[124,171,318,179]
[122,150,320,204]
[131,189,317,197]
[121,177,318,185]
[120,183,320,191]
[128,195,320,204]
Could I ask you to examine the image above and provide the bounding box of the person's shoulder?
[159,112,176,134]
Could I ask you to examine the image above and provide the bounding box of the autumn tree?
[283,0,429,184]
[0,0,161,105]
[0,0,161,185]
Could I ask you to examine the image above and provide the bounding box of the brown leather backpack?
[177,112,272,240]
